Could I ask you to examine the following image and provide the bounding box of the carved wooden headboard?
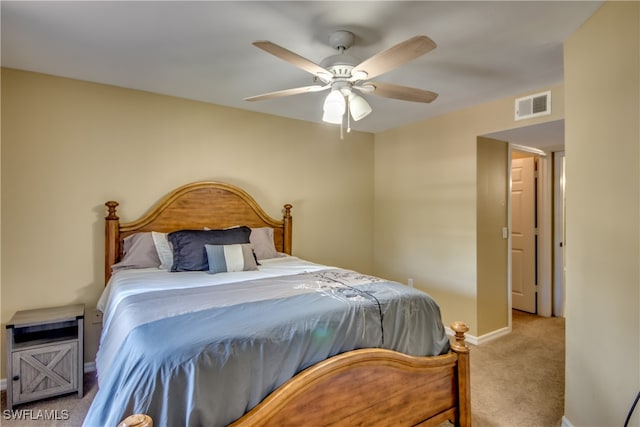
[104,181,292,284]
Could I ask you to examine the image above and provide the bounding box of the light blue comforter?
[84,268,449,427]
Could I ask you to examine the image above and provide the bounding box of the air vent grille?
[515,91,551,121]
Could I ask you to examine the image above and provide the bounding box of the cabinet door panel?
[12,341,78,404]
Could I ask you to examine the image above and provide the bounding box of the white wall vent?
[515,90,551,121]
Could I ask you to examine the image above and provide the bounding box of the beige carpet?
[470,310,566,427]
[1,372,98,427]
[1,310,564,426]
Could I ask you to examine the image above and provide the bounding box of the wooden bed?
[104,181,471,427]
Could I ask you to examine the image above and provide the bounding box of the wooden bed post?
[118,414,153,427]
[105,201,120,285]
[451,321,471,427]
[283,204,292,255]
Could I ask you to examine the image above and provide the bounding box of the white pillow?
[152,231,174,270]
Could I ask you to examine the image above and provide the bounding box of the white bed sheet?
[97,255,329,336]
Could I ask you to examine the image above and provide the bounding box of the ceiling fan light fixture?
[323,89,346,116]
[322,110,344,125]
[348,93,372,121]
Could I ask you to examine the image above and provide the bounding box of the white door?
[511,157,537,313]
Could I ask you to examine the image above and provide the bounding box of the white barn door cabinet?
[5,304,84,410]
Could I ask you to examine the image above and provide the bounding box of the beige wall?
[0,68,375,376]
[564,2,640,425]
[373,84,564,336]
[476,137,509,336]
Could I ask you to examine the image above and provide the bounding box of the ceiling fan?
[245,30,438,126]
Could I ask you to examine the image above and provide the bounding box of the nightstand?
[5,304,84,410]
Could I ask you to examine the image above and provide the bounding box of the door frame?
[508,144,553,318]
[553,151,566,317]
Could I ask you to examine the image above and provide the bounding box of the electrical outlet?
[91,309,103,325]
[407,278,414,288]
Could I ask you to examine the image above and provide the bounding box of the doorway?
[485,119,565,320]
[511,152,538,313]
[508,144,566,318]
[475,127,564,340]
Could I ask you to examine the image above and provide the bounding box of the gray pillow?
[250,227,279,260]
[111,232,161,271]
[168,226,252,272]
[205,243,258,274]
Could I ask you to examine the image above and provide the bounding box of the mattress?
[84,256,450,427]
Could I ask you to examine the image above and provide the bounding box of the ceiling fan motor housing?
[318,30,362,84]
[329,30,354,51]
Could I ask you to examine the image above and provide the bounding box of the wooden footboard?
[120,322,470,427]
[231,321,470,426]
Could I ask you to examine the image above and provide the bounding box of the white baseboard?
[0,362,96,392]
[445,325,511,346]
[561,416,574,427]
[475,326,511,345]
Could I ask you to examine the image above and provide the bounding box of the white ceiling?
[487,119,565,151]
[1,1,602,136]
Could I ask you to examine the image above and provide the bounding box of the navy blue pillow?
[168,227,252,272]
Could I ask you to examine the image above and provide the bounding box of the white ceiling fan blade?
[252,41,332,79]
[362,81,438,103]
[244,84,328,102]
[352,35,436,80]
